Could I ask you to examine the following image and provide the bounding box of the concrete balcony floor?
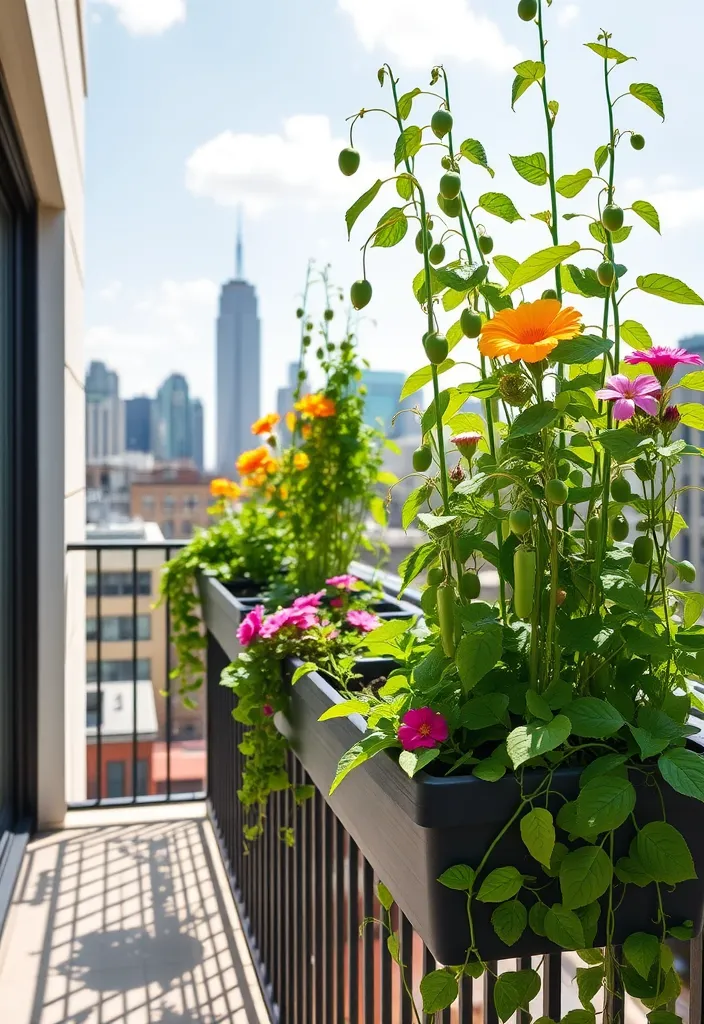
[0,804,270,1024]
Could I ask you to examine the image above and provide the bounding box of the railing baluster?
[518,956,532,1024]
[323,802,334,1021]
[689,932,703,1024]
[378,873,392,1024]
[348,837,360,1024]
[164,544,172,799]
[293,758,304,1024]
[543,954,562,1021]
[95,547,102,804]
[131,545,138,801]
[423,945,435,1023]
[362,859,375,1022]
[400,913,414,1024]
[459,973,473,1023]
[484,963,499,1024]
[335,818,345,1024]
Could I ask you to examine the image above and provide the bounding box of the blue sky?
[86,0,704,468]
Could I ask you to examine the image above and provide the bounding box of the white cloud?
[557,4,579,26]
[99,280,123,301]
[337,0,520,71]
[91,0,185,36]
[647,187,704,230]
[185,115,386,214]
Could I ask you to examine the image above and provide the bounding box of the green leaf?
[479,192,523,224]
[678,403,704,430]
[520,807,555,867]
[394,125,422,168]
[396,173,414,200]
[589,221,631,245]
[679,370,704,391]
[398,747,440,778]
[330,732,398,794]
[493,255,519,282]
[438,864,475,890]
[648,1014,684,1024]
[377,880,394,910]
[559,846,613,910]
[319,699,369,721]
[420,969,458,1014]
[398,542,437,594]
[529,903,548,937]
[553,334,612,364]
[435,263,488,292]
[460,138,494,177]
[620,319,653,350]
[397,87,421,120]
[556,170,592,198]
[456,623,503,692]
[369,494,386,527]
[526,690,553,721]
[636,821,696,884]
[637,273,704,305]
[632,200,661,234]
[597,426,645,462]
[658,747,704,801]
[629,726,670,760]
[494,969,541,1022]
[480,282,514,311]
[477,866,524,903]
[511,152,549,186]
[372,206,408,248]
[559,614,614,654]
[585,41,633,63]
[576,966,605,1009]
[562,1011,596,1024]
[576,775,636,834]
[561,264,607,300]
[401,359,454,401]
[492,900,528,947]
[567,697,624,738]
[507,716,572,768]
[545,904,585,949]
[505,242,581,292]
[402,484,430,531]
[579,754,628,788]
[387,931,401,962]
[630,82,665,119]
[473,757,507,782]
[515,59,546,81]
[602,570,645,612]
[509,401,559,438]
[594,145,610,173]
[623,932,660,980]
[292,661,318,685]
[346,180,383,238]
[460,693,509,730]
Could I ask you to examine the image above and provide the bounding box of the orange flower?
[295,392,336,419]
[210,478,241,500]
[279,484,290,500]
[301,424,312,440]
[285,410,297,433]
[251,412,281,436]
[293,452,310,471]
[236,446,279,478]
[478,299,582,364]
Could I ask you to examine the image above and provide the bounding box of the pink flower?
[330,597,343,608]
[326,574,360,591]
[262,704,274,718]
[451,432,482,458]
[259,605,320,638]
[595,374,661,421]
[259,608,293,639]
[346,609,381,633]
[624,345,704,384]
[398,707,449,751]
[237,605,265,646]
[293,590,325,609]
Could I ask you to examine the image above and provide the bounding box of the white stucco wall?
[0,0,87,824]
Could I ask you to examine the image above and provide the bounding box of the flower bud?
[499,372,532,407]
[662,405,681,435]
[450,432,482,459]
[449,463,466,485]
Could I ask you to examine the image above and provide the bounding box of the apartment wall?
[0,0,87,825]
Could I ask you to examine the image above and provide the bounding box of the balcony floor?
[0,804,270,1023]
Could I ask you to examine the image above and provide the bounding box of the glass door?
[0,193,11,839]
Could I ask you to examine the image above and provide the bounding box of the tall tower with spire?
[216,217,261,473]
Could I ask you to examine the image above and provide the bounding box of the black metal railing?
[67,541,205,808]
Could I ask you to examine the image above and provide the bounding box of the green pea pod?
[436,583,456,658]
[513,547,536,621]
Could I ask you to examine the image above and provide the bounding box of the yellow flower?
[301,424,312,440]
[293,452,310,471]
[295,392,336,419]
[478,299,582,364]
[279,484,290,500]
[236,446,279,478]
[285,411,297,433]
[210,478,241,500]
[251,412,281,436]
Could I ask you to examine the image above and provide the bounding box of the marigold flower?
[295,392,336,419]
[251,412,281,436]
[624,345,704,384]
[398,707,449,751]
[285,411,297,433]
[210,478,241,500]
[479,299,582,364]
[595,374,661,421]
[236,446,279,478]
[301,424,313,440]
[293,452,310,471]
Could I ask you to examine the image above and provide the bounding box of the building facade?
[276,361,302,446]
[671,335,704,587]
[131,465,215,538]
[125,395,152,453]
[360,369,414,439]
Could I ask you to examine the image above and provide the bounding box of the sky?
[85,0,704,469]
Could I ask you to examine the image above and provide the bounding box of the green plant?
[334,7,704,1020]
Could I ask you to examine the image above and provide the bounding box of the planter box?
[276,661,704,965]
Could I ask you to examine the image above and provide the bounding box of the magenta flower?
[398,707,449,751]
[330,597,343,608]
[326,574,360,591]
[262,704,274,718]
[237,605,265,646]
[293,590,325,609]
[259,606,320,639]
[595,373,661,421]
[624,345,704,383]
[346,609,381,633]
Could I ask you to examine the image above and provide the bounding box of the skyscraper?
[191,399,204,472]
[216,222,261,473]
[85,360,124,463]
[360,369,414,439]
[152,373,204,465]
[276,362,304,446]
[125,396,152,453]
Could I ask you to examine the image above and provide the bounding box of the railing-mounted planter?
[276,660,704,965]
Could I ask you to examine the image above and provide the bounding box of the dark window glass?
[86,691,101,729]
[86,570,151,596]
[136,759,148,797]
[86,615,151,641]
[87,658,150,682]
[106,761,125,799]
[181,521,192,538]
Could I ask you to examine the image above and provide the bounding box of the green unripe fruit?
[338,147,360,176]
[513,547,536,620]
[429,243,446,266]
[632,535,654,565]
[602,204,624,233]
[423,332,449,365]
[610,514,629,542]
[556,460,571,481]
[421,586,438,617]
[302,335,311,347]
[630,133,645,151]
[587,517,602,542]
[413,446,433,473]
[296,307,304,319]
[350,279,372,310]
[438,194,462,218]
[427,566,445,587]
[678,560,697,583]
[460,309,483,339]
[440,172,461,201]
[517,0,538,20]
[569,469,583,487]
[635,457,654,482]
[597,261,615,287]
[324,309,334,321]
[546,478,569,505]
[541,288,558,300]
[629,561,649,586]
[460,572,481,601]
[611,474,632,503]
[441,155,453,170]
[509,509,532,536]
[415,229,432,254]
[436,583,456,657]
[478,235,494,255]
[554,392,571,414]
[431,109,453,139]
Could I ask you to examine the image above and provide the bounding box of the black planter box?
[276,660,704,965]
